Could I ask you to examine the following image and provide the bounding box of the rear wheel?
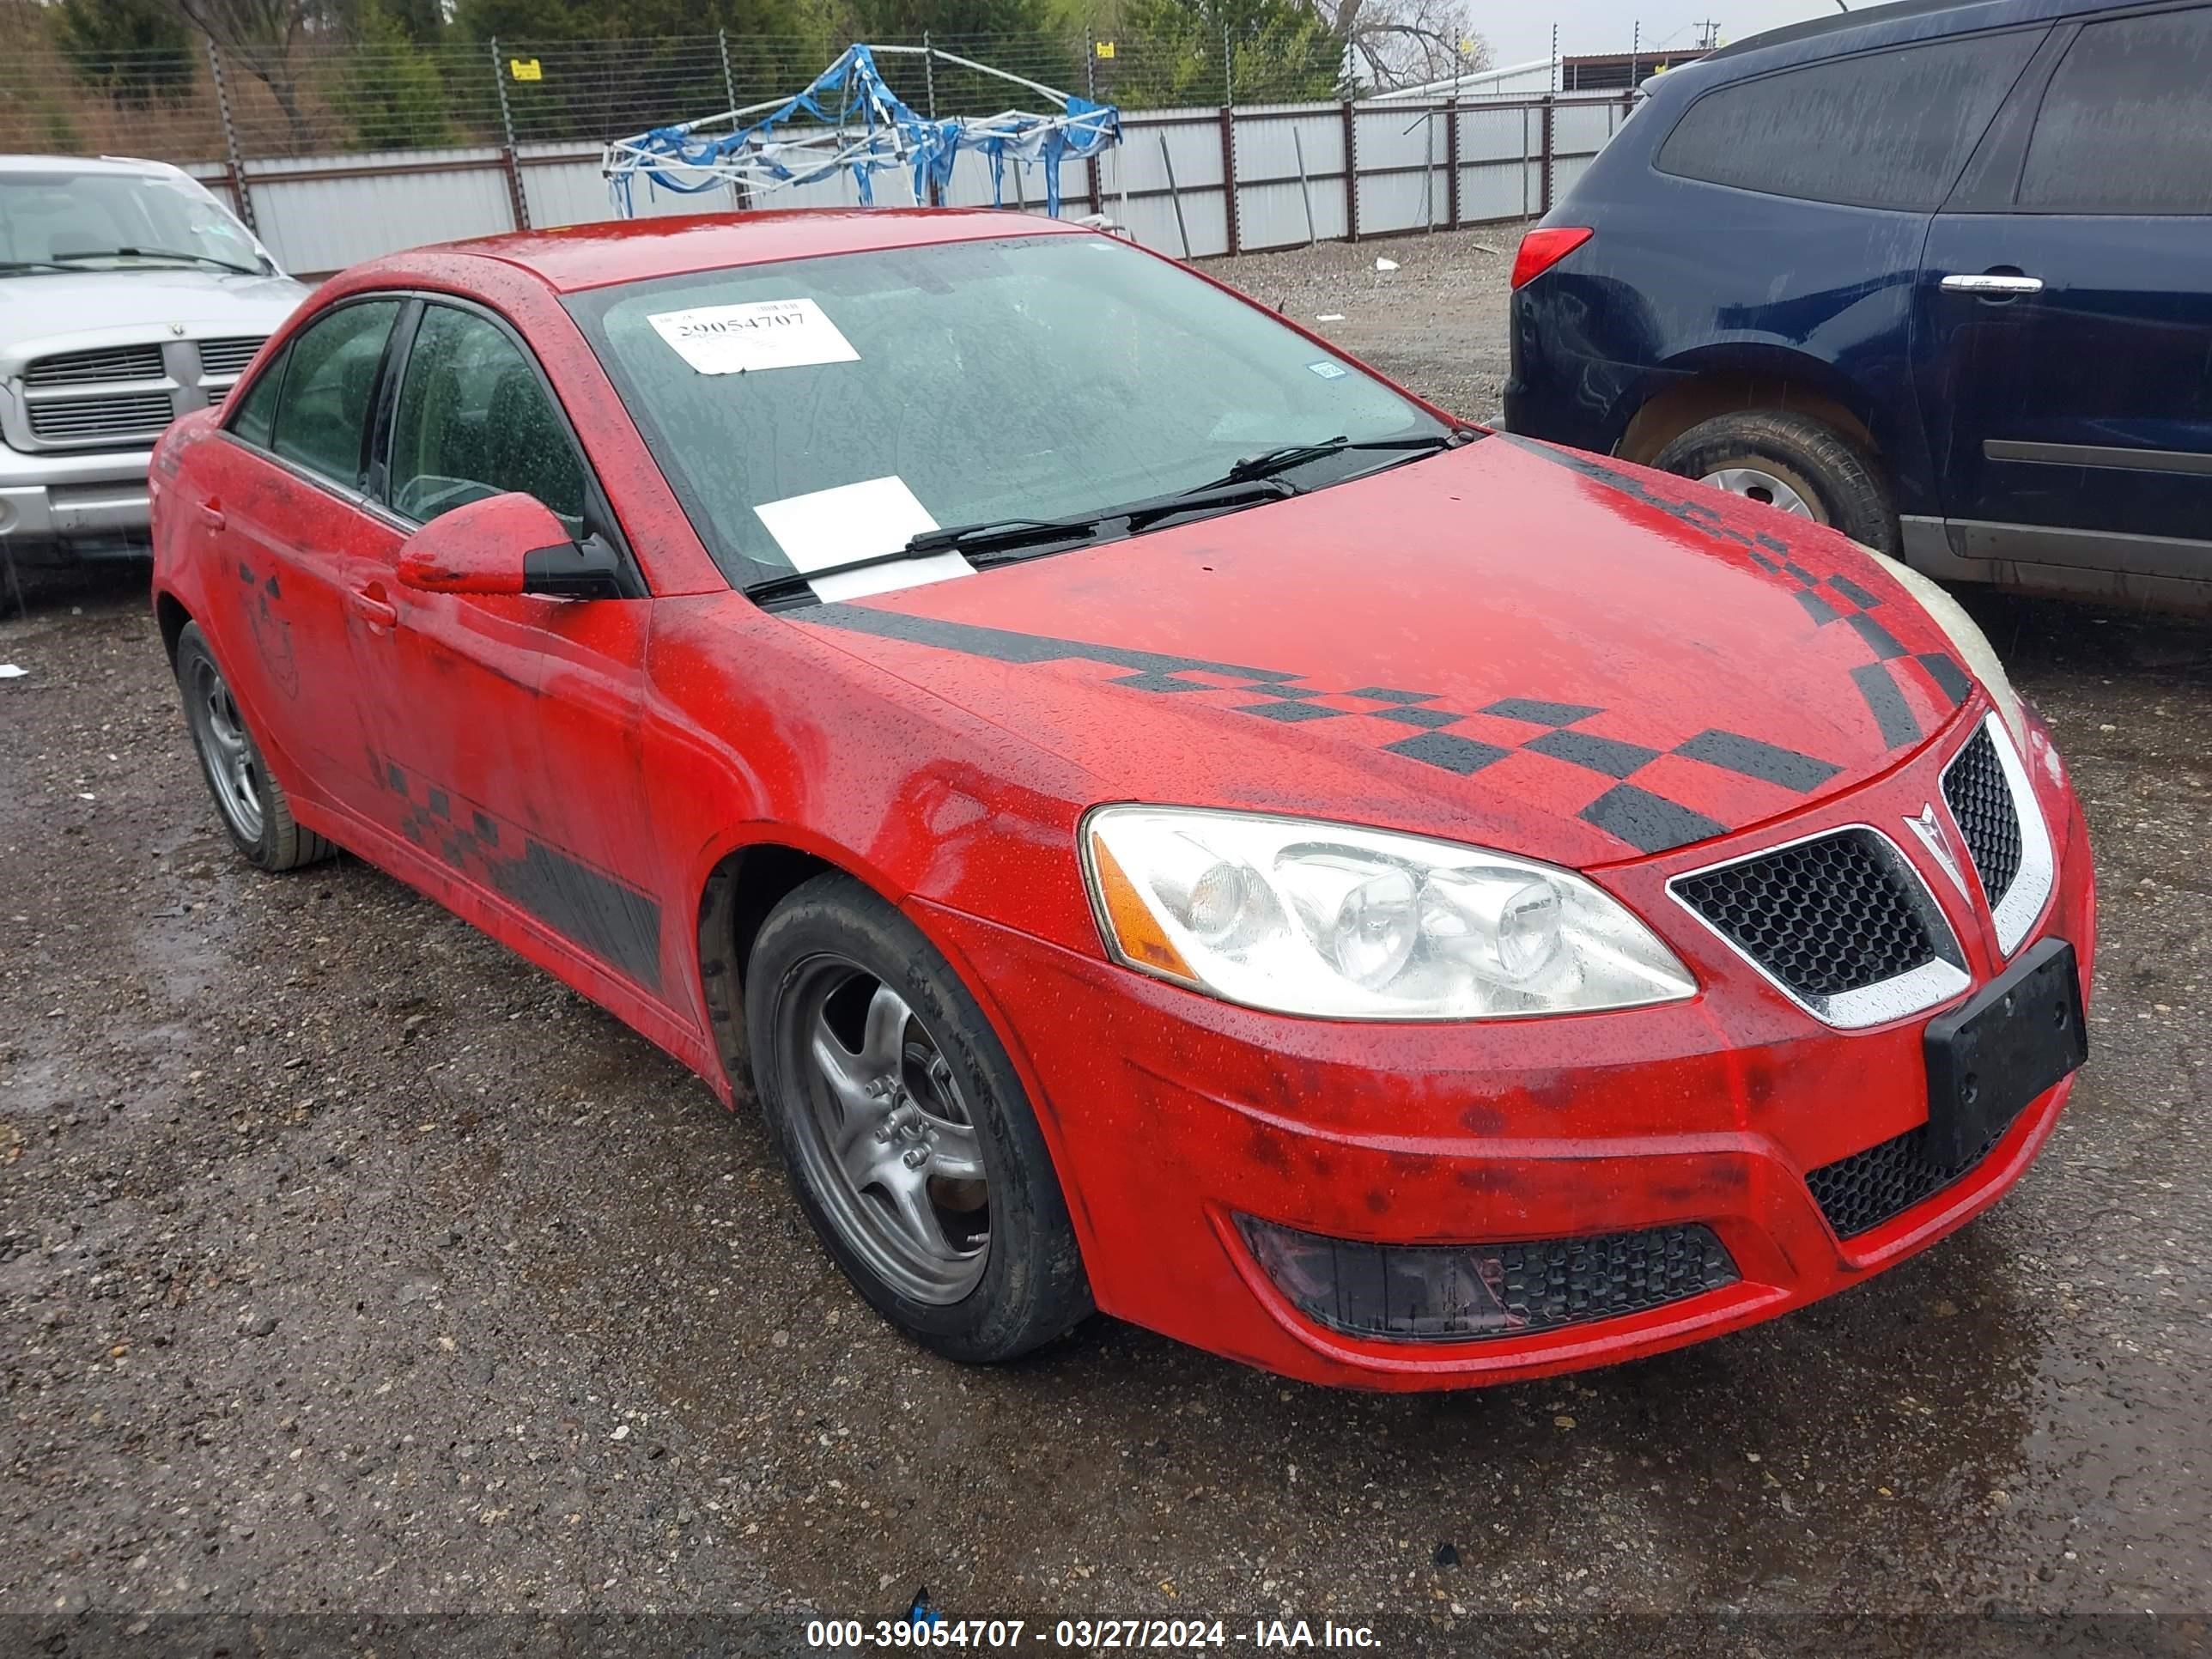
[174,623,334,872]
[745,873,1091,1363]
[1652,410,1898,553]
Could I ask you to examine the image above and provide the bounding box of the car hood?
[793,435,1976,869]
[0,267,307,343]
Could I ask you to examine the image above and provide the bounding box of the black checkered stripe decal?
[1497,435,1971,749]
[805,606,1847,855]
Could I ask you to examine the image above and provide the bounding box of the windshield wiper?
[0,259,73,274]
[1204,429,1477,489]
[743,479,1297,605]
[52,247,264,276]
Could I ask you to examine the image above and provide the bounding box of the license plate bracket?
[1923,937,2087,1168]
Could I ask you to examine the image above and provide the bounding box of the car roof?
[398,207,1093,295]
[1710,0,2122,64]
[0,153,185,178]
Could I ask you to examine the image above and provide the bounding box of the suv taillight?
[1510,226,1594,289]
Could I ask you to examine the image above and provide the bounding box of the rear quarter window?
[1656,32,2042,210]
[2017,6,2212,213]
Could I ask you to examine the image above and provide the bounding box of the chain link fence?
[0,27,1374,166]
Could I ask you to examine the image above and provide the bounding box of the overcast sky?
[1478,0,1847,66]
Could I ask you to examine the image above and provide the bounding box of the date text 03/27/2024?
[804,1617,1382,1650]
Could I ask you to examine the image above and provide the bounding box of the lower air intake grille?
[1943,725,2023,903]
[27,392,177,445]
[1806,1109,2022,1239]
[1238,1217,1739,1343]
[1673,828,1939,999]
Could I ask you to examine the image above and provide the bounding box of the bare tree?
[1310,0,1493,90]
[161,0,323,141]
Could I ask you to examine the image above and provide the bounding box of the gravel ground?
[4,228,2210,1656]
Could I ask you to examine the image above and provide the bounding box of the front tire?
[745,872,1092,1364]
[1652,410,1898,553]
[173,622,333,872]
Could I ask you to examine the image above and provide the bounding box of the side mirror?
[395,492,628,600]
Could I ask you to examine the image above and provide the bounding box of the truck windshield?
[0,170,265,276]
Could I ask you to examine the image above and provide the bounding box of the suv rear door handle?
[1941,272,2045,295]
[198,500,225,529]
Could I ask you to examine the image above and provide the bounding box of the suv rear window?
[2016,6,2212,214]
[1656,32,2040,210]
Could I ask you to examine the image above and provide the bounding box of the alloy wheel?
[781,955,991,1305]
[1699,465,1818,520]
[186,654,265,843]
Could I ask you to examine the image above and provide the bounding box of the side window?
[1656,32,2041,210]
[387,304,587,530]
[2018,8,2212,214]
[227,345,286,449]
[269,300,400,489]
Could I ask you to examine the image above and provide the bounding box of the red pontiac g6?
[148,210,2095,1390]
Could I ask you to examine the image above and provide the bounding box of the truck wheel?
[746,872,1092,1364]
[174,623,335,872]
[1653,410,1898,554]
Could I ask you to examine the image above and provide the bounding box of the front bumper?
[0,442,154,558]
[917,710,2097,1390]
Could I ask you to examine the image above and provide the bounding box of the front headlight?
[1861,547,2027,751]
[1082,807,1697,1020]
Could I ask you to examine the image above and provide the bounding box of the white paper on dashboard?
[646,298,860,375]
[752,476,971,601]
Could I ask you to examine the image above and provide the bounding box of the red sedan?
[147,210,2094,1390]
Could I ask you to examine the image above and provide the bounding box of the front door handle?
[1941,272,2045,296]
[349,583,398,630]
[198,500,225,530]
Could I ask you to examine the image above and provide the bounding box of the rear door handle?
[1941,272,2045,295]
[198,500,225,529]
[349,583,398,629]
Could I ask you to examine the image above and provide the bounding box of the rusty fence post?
[1342,99,1359,242]
[1539,94,1556,217]
[489,38,531,230]
[1446,97,1462,229]
[205,41,256,231]
[1218,105,1239,257]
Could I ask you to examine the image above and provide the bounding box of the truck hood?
[793,435,1977,869]
[0,267,307,344]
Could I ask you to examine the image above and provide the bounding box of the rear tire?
[745,872,1092,1364]
[1652,410,1898,553]
[173,623,334,872]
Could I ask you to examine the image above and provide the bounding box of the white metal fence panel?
[248,148,514,274]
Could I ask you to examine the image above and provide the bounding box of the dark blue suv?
[1504,0,2212,608]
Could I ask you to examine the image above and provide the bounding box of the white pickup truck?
[1,154,308,570]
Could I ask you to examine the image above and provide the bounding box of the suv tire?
[1653,410,1898,553]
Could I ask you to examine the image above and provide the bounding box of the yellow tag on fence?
[1094,40,1116,59]
[508,58,543,82]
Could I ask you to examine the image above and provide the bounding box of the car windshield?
[566,234,1452,589]
[0,168,265,275]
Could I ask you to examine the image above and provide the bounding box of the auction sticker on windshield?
[647,297,860,374]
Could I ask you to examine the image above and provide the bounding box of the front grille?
[1807,1106,2022,1238]
[1674,829,1939,999]
[1492,1225,1740,1332]
[24,343,166,386]
[196,337,265,379]
[1238,1216,1739,1342]
[27,392,177,445]
[1943,725,2023,904]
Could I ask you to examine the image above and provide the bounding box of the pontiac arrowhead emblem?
[1905,803,1970,899]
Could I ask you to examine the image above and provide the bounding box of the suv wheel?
[1652,410,1898,553]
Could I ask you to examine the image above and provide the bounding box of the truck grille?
[1942,725,2023,905]
[196,337,266,380]
[24,343,167,386]
[1674,829,1942,999]
[27,392,178,445]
